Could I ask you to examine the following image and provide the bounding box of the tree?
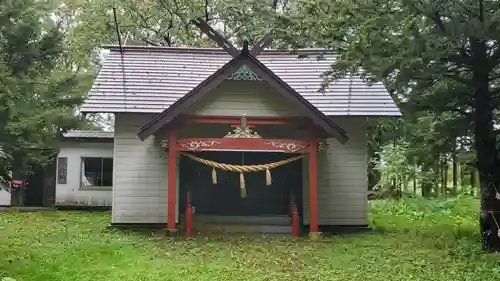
[57,0,291,53]
[274,0,500,251]
[0,1,87,185]
[372,140,415,197]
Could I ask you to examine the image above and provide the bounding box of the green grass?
[1,196,499,281]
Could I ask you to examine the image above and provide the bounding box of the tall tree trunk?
[452,147,458,195]
[460,163,465,192]
[435,154,440,197]
[422,181,432,198]
[367,123,381,191]
[471,168,476,196]
[413,165,417,197]
[443,161,448,195]
[472,39,500,252]
[367,143,375,191]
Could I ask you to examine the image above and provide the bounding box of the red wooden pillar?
[309,140,319,237]
[167,132,177,231]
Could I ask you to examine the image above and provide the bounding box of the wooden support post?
[309,140,320,239]
[167,132,177,232]
[185,191,192,236]
[289,192,295,216]
[292,204,300,237]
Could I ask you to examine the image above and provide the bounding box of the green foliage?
[370,196,479,238]
[372,141,416,193]
[0,0,88,179]
[273,0,500,211]
[57,0,287,57]
[1,198,499,280]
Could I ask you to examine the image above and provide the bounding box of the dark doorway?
[22,155,56,207]
[24,166,45,206]
[179,151,303,216]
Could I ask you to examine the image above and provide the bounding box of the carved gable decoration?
[224,126,262,138]
[226,64,262,81]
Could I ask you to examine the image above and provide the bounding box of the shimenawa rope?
[180,152,304,198]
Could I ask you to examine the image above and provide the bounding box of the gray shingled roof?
[63,130,114,139]
[81,46,401,116]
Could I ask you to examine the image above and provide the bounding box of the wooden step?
[192,215,291,226]
[188,215,293,235]
[193,223,292,234]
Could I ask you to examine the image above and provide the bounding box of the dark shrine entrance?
[179,151,302,216]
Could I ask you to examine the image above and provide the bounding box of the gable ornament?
[317,140,328,151]
[160,140,168,148]
[224,115,262,138]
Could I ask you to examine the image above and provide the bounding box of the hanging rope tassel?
[265,169,272,186]
[240,173,246,198]
[212,168,217,184]
[180,152,304,199]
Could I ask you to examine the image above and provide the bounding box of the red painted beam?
[167,132,177,231]
[176,138,311,153]
[308,139,319,234]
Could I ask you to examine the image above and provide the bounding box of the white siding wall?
[0,185,10,206]
[113,113,171,224]
[192,80,301,117]
[303,117,368,226]
[56,142,113,206]
[113,95,368,227]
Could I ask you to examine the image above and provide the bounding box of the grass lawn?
[1,196,499,281]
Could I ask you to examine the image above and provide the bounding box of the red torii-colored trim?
[164,124,320,236]
[174,138,313,153]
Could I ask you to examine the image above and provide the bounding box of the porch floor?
[187,215,294,235]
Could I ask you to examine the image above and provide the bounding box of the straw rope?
[180,152,304,198]
[180,152,304,173]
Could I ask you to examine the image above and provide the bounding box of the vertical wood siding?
[113,95,368,227]
[0,185,10,206]
[113,113,169,223]
[303,117,368,226]
[192,80,302,117]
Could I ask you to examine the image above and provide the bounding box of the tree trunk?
[413,165,417,197]
[460,163,465,192]
[422,182,432,198]
[471,168,476,196]
[452,148,458,195]
[472,39,500,252]
[367,126,381,191]
[435,155,440,197]
[367,147,377,191]
[443,161,448,195]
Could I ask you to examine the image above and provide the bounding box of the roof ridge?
[101,44,336,55]
[66,129,111,133]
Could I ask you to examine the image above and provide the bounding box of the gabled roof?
[81,46,401,116]
[137,48,349,143]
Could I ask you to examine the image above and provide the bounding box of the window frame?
[79,156,113,190]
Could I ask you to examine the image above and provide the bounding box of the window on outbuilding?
[81,157,113,187]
